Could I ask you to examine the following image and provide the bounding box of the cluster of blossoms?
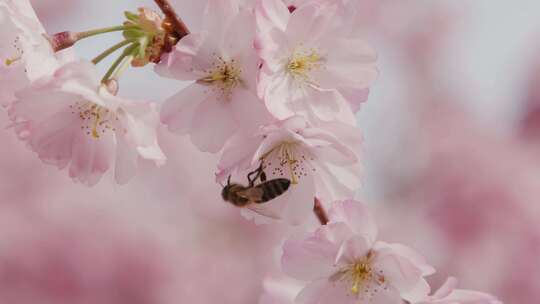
[274,200,501,304]
[0,0,502,303]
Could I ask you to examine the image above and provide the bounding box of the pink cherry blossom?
[416,277,502,304]
[216,116,362,224]
[0,0,59,106]
[157,0,270,153]
[260,276,304,304]
[255,0,378,123]
[8,61,165,186]
[281,200,435,303]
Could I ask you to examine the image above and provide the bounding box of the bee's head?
[221,176,233,201]
[221,185,231,201]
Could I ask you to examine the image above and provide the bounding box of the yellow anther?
[91,108,102,139]
[197,58,242,99]
[348,261,373,294]
[5,56,21,66]
[287,50,323,84]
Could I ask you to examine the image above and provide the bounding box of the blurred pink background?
[0,0,538,303]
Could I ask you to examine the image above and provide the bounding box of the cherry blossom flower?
[416,277,502,304]
[255,0,378,123]
[281,200,435,303]
[217,116,361,224]
[8,61,165,186]
[157,0,270,153]
[0,0,59,106]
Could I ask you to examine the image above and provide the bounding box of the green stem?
[92,39,134,65]
[101,43,139,83]
[77,25,137,40]
[111,54,134,81]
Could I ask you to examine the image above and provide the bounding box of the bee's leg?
[260,171,267,182]
[247,162,265,185]
[247,170,257,185]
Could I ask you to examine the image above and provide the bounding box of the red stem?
[153,0,190,39]
[314,198,329,225]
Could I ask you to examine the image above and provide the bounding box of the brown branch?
[153,0,190,39]
[314,197,329,225]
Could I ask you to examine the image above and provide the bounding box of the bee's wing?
[247,204,282,220]
[237,187,265,202]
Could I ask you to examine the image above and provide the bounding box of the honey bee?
[221,164,291,207]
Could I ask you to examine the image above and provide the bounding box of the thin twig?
[314,197,329,225]
[153,0,190,39]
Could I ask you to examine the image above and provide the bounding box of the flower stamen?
[6,36,23,66]
[332,251,386,297]
[72,101,120,139]
[287,49,324,84]
[5,55,21,66]
[349,261,372,294]
[198,57,242,100]
[280,143,299,184]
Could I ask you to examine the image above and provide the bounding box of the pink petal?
[328,200,378,243]
[155,33,212,80]
[255,0,290,33]
[316,222,355,247]
[317,38,378,89]
[285,1,335,47]
[282,234,339,281]
[69,132,114,186]
[313,162,360,204]
[432,277,458,299]
[334,235,371,266]
[229,87,270,133]
[114,137,139,185]
[217,132,263,182]
[368,286,404,304]
[304,88,356,125]
[26,110,79,168]
[202,0,240,37]
[160,84,206,134]
[377,242,436,277]
[262,71,297,120]
[372,242,429,300]
[190,94,238,153]
[222,9,256,60]
[296,279,356,304]
[338,87,370,113]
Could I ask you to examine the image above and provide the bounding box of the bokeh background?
[1,0,539,303]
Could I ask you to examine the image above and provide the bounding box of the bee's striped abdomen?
[257,178,291,203]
